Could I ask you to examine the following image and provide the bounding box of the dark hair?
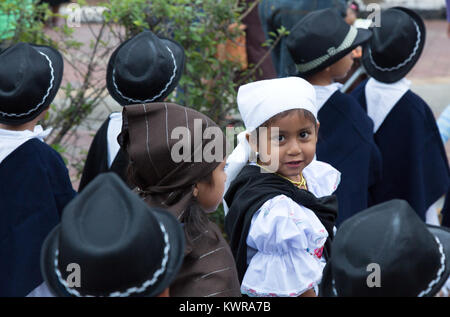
[260,108,317,129]
[251,108,317,146]
[349,1,359,13]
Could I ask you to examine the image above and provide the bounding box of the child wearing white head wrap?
[225,77,317,194]
[224,77,341,297]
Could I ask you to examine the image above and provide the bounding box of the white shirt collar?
[313,83,343,112]
[303,160,341,197]
[365,78,411,133]
[0,125,52,164]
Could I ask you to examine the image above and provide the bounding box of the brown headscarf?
[120,103,241,297]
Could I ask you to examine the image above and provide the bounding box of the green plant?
[104,0,244,127]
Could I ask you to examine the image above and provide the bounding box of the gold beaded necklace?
[277,172,307,190]
[256,164,308,190]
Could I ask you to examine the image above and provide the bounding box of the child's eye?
[299,131,310,139]
[278,135,285,142]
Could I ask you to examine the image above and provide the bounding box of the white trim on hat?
[53,222,170,297]
[295,26,358,73]
[367,19,421,73]
[111,45,177,104]
[330,236,447,297]
[417,236,446,297]
[0,52,55,118]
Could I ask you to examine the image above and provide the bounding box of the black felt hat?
[361,7,426,83]
[0,42,63,125]
[320,199,450,297]
[41,173,185,297]
[106,30,185,106]
[286,8,372,77]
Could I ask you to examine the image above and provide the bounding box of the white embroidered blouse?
[242,160,340,297]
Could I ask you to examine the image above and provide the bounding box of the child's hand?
[299,288,317,297]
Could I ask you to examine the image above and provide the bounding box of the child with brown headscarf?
[119,102,241,297]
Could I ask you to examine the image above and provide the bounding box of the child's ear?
[193,184,199,198]
[246,132,258,154]
[315,122,320,142]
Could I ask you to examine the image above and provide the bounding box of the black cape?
[78,116,129,191]
[0,139,76,296]
[224,165,338,283]
[316,90,382,225]
[351,80,450,221]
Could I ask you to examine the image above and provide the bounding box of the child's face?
[194,160,227,213]
[253,111,318,181]
[329,51,354,79]
[345,7,357,25]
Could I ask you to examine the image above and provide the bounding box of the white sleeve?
[107,112,123,168]
[425,198,444,226]
[242,195,328,297]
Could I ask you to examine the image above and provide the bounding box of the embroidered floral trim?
[241,282,317,297]
[306,246,324,260]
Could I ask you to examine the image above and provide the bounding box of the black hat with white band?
[361,7,425,83]
[286,8,372,78]
[320,199,450,297]
[41,172,185,297]
[106,30,185,106]
[0,42,63,125]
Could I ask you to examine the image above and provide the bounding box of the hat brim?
[361,7,426,83]
[0,44,63,126]
[319,225,450,297]
[160,38,185,100]
[106,35,185,106]
[41,207,185,297]
[295,28,372,78]
[424,225,450,297]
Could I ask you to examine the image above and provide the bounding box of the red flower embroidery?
[314,247,324,259]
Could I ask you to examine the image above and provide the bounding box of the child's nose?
[287,140,302,155]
